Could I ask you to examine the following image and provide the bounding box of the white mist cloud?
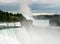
[19,0,34,20]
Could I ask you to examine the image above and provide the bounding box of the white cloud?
[32,0,60,5]
[0,0,32,4]
[0,0,60,5]
[0,0,18,4]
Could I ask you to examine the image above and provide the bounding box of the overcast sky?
[0,0,60,13]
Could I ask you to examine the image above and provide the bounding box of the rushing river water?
[0,20,60,44]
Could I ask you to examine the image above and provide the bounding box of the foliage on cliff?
[0,10,26,22]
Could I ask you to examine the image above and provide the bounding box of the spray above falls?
[19,0,34,20]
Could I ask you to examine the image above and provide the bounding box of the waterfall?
[0,20,60,44]
[0,27,31,44]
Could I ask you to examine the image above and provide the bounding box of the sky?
[0,0,60,13]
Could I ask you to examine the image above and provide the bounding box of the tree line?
[0,10,26,22]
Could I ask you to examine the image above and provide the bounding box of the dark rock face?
[49,17,60,26]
